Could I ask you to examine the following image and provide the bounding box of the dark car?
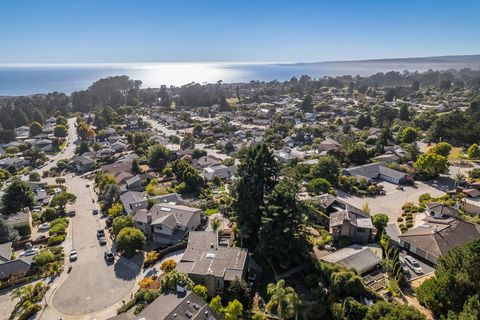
[97,229,105,239]
[92,209,99,215]
[99,237,107,246]
[105,251,114,262]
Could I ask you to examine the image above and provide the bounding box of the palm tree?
[454,172,466,188]
[266,279,301,320]
[211,217,221,234]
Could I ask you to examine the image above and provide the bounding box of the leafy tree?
[192,149,207,159]
[159,270,194,293]
[414,153,449,179]
[345,144,369,165]
[306,178,334,195]
[56,115,68,126]
[0,219,19,243]
[266,279,301,320]
[193,284,208,301]
[300,94,314,112]
[29,171,41,182]
[50,192,77,212]
[310,155,341,185]
[446,294,480,320]
[172,159,204,193]
[29,121,43,136]
[342,297,368,320]
[147,144,171,170]
[131,159,141,174]
[226,277,250,306]
[2,179,35,214]
[33,250,55,270]
[467,144,480,159]
[331,271,364,298]
[399,104,410,121]
[77,141,90,154]
[209,295,223,314]
[372,213,389,235]
[180,133,195,150]
[116,227,146,256]
[364,301,425,320]
[224,299,243,320]
[54,125,68,138]
[42,207,59,221]
[112,215,133,236]
[417,240,480,318]
[211,217,221,233]
[100,184,120,212]
[398,127,418,144]
[429,142,452,157]
[232,144,279,246]
[160,259,177,273]
[193,124,203,136]
[108,202,124,219]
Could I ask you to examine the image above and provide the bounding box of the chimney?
[147,212,152,225]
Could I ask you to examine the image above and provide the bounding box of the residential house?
[33,139,53,152]
[120,191,148,215]
[192,156,221,170]
[399,215,480,264]
[203,165,237,181]
[3,208,32,230]
[177,231,248,297]
[68,155,95,173]
[320,244,382,274]
[0,257,34,282]
[345,162,411,185]
[315,194,375,244]
[317,137,340,155]
[107,290,220,320]
[133,203,202,246]
[0,242,12,263]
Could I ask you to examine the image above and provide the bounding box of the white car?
[69,249,78,261]
[39,222,50,231]
[404,256,423,274]
[21,248,39,256]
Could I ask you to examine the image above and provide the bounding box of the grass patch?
[205,208,219,216]
[251,252,276,301]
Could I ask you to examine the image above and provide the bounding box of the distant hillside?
[294,54,480,66]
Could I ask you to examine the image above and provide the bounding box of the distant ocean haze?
[1,57,480,96]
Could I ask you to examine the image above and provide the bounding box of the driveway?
[399,250,435,281]
[336,180,445,222]
[51,176,140,315]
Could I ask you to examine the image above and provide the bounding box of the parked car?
[104,250,114,262]
[69,249,78,261]
[21,248,39,257]
[97,229,105,239]
[92,209,99,215]
[67,210,76,217]
[399,257,409,274]
[404,256,423,274]
[38,222,50,231]
[99,237,107,246]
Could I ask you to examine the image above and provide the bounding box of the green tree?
[345,144,369,165]
[310,155,341,185]
[56,115,68,126]
[29,171,41,182]
[224,299,243,320]
[209,295,223,314]
[446,294,480,320]
[399,127,418,144]
[417,240,480,318]
[226,277,250,307]
[33,250,55,270]
[414,153,449,179]
[300,94,314,112]
[29,121,43,136]
[342,297,368,320]
[54,125,68,138]
[399,104,410,121]
[172,159,204,193]
[372,213,389,235]
[116,227,146,256]
[147,144,171,170]
[42,207,59,221]
[112,215,133,236]
[0,219,19,243]
[108,202,124,219]
[211,217,221,233]
[50,192,77,212]
[180,133,195,150]
[266,279,301,320]
[2,179,35,214]
[131,158,141,174]
[193,284,208,301]
[467,144,480,159]
[364,301,425,320]
[77,141,90,154]
[429,142,452,157]
[193,124,203,136]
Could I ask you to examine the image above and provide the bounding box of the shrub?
[400,226,408,233]
[406,222,414,228]
[138,277,154,289]
[143,251,160,267]
[160,259,177,273]
[48,234,66,246]
[397,217,403,222]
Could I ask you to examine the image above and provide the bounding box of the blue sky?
[0,0,479,63]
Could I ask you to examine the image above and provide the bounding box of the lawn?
[205,208,219,216]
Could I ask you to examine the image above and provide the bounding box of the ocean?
[1,60,479,96]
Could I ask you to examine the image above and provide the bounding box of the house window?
[357,228,366,233]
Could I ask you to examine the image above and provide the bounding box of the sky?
[0,0,479,64]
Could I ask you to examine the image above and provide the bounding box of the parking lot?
[337,180,446,222]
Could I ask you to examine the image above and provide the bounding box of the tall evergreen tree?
[232,144,278,246]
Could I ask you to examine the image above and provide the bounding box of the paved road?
[51,176,139,315]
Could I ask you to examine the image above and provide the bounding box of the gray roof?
[426,202,459,217]
[0,242,12,262]
[134,203,201,228]
[177,231,247,280]
[321,244,382,274]
[150,193,185,205]
[346,162,407,181]
[399,217,480,258]
[120,191,147,214]
[0,258,32,279]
